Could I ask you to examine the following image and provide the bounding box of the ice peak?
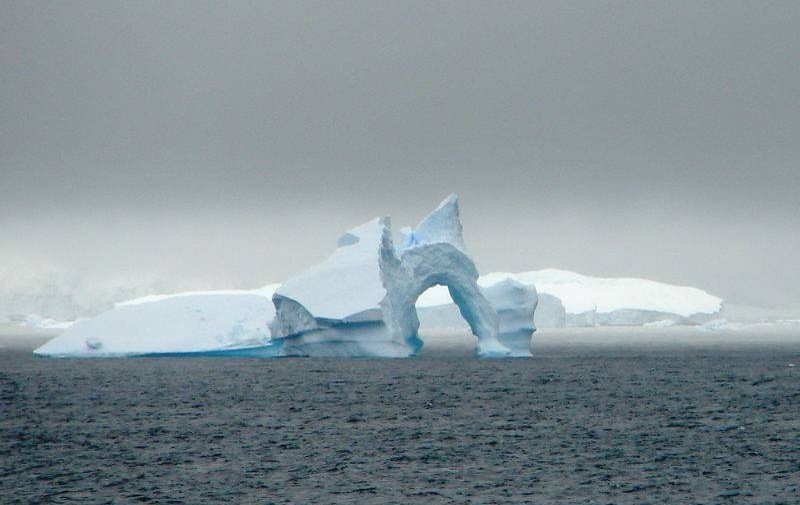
[401,194,466,252]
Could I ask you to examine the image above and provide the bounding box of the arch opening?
[415,285,475,355]
[410,276,540,358]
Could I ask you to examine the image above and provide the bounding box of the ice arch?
[269,195,525,357]
[380,240,508,357]
[416,276,540,357]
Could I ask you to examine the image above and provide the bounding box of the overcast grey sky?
[2,1,799,308]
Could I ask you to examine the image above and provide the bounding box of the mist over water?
[2,2,800,310]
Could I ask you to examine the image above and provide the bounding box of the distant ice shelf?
[417,269,722,329]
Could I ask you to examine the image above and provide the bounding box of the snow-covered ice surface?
[33,285,279,357]
[272,219,388,324]
[115,284,280,307]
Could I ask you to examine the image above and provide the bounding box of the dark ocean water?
[2,333,799,504]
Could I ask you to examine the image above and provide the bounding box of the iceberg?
[270,195,518,357]
[511,269,723,327]
[35,196,535,358]
[479,269,722,327]
[33,285,280,357]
